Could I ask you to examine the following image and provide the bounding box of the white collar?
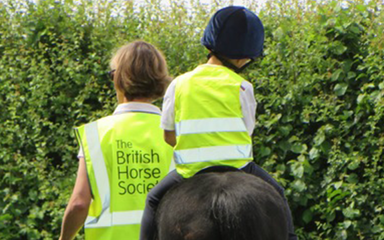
[113,102,161,115]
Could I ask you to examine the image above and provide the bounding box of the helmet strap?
[208,52,254,73]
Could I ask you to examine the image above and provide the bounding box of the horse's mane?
[156,170,288,240]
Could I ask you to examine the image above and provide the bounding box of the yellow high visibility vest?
[174,64,253,178]
[75,110,173,240]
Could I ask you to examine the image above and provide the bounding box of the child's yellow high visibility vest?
[174,64,253,178]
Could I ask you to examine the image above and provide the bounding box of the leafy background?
[0,0,383,239]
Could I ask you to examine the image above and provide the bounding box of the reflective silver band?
[85,210,144,228]
[84,122,110,227]
[168,157,176,172]
[83,123,147,228]
[84,122,111,228]
[174,144,252,164]
[175,118,247,136]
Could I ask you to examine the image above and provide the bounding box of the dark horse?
[155,168,289,240]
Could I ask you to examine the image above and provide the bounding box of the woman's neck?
[119,97,153,104]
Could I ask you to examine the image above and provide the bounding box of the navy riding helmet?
[201,6,264,60]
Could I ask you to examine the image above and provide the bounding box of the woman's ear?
[115,86,126,104]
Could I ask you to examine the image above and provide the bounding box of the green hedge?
[0,0,383,239]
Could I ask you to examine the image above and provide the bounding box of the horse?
[155,168,289,240]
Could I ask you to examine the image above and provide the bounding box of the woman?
[59,41,174,240]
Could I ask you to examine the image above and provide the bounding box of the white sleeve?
[160,80,177,131]
[78,146,84,158]
[240,80,257,136]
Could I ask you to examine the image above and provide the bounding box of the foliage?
[0,0,383,239]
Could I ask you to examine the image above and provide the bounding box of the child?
[140,6,297,240]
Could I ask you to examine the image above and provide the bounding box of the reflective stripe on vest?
[85,210,144,228]
[84,122,111,228]
[83,122,146,229]
[175,117,247,136]
[174,144,252,164]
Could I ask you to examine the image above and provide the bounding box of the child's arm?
[164,130,176,147]
[240,81,257,136]
[161,80,177,146]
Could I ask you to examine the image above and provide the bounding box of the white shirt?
[77,102,162,158]
[161,66,257,136]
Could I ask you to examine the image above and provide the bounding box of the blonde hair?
[110,41,171,101]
